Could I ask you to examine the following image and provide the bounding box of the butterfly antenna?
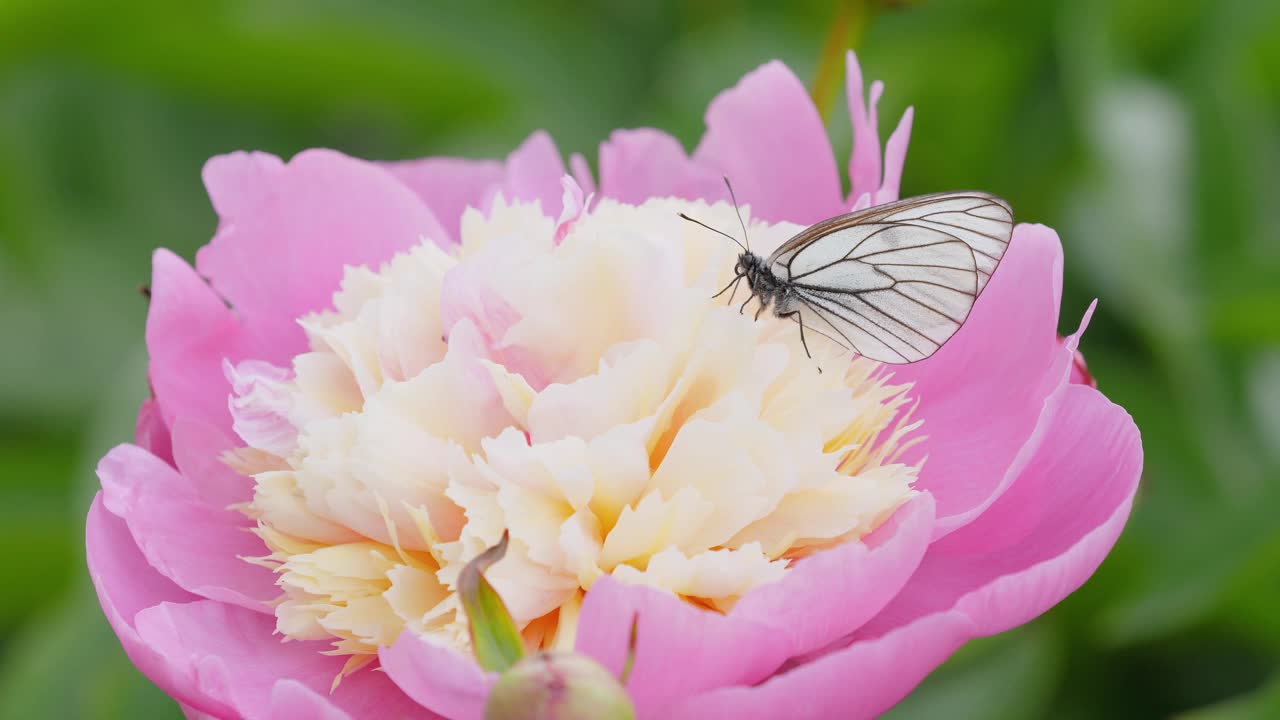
[678,212,748,253]
[723,176,751,253]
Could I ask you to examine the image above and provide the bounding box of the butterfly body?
[736,251,785,314]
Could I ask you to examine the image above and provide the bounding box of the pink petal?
[569,152,596,197]
[440,259,521,356]
[553,175,586,245]
[89,507,433,719]
[135,396,174,466]
[170,416,257,512]
[146,249,249,433]
[131,601,433,720]
[670,385,1141,719]
[693,61,843,224]
[846,51,884,202]
[873,106,913,205]
[383,133,572,243]
[87,497,226,716]
[201,150,285,219]
[573,578,791,719]
[224,359,297,458]
[440,250,549,387]
[892,224,1076,538]
[180,704,221,720]
[196,149,448,360]
[728,493,934,659]
[493,131,567,216]
[865,384,1142,633]
[269,680,357,720]
[380,156,505,244]
[380,632,496,720]
[598,128,723,205]
[670,611,973,720]
[1068,346,1097,387]
[97,443,276,611]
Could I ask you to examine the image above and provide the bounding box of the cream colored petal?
[598,488,713,571]
[480,537,580,626]
[585,420,653,529]
[301,313,385,399]
[559,510,604,589]
[374,244,454,381]
[616,543,788,601]
[502,224,691,384]
[730,466,916,558]
[482,430,594,510]
[372,319,514,454]
[480,360,538,428]
[319,594,403,647]
[275,597,334,641]
[384,564,453,634]
[251,470,361,545]
[527,339,674,443]
[291,351,363,422]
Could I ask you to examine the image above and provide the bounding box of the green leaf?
[1175,671,1280,720]
[459,532,525,673]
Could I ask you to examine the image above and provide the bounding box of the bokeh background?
[1,0,1278,717]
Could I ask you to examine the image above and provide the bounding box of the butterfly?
[681,181,1014,365]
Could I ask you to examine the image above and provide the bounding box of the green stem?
[810,0,874,119]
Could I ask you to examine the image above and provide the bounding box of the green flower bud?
[484,651,636,720]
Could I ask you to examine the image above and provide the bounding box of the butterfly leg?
[778,310,822,373]
[711,273,743,304]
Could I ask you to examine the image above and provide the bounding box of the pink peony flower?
[88,52,1141,720]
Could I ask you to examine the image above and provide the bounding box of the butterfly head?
[738,251,781,301]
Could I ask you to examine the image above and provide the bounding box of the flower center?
[225,195,923,677]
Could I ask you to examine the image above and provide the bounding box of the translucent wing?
[769,191,1013,364]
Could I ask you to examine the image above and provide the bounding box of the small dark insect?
[681,179,1014,365]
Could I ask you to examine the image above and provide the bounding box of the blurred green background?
[1,0,1278,717]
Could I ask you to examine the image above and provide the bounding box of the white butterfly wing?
[768,192,1013,364]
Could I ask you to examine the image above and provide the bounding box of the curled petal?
[553,175,587,245]
[573,578,790,718]
[87,497,212,712]
[729,493,934,659]
[130,600,431,720]
[88,505,432,720]
[224,359,296,457]
[98,444,275,611]
[380,631,497,720]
